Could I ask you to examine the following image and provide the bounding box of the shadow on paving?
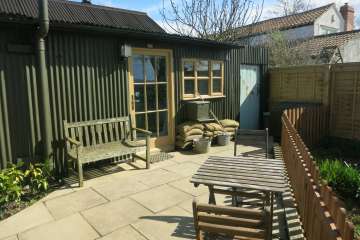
[63,160,143,185]
[139,215,196,239]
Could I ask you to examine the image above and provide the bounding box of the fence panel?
[281,109,356,240]
[331,63,360,140]
[270,63,360,141]
[269,65,330,110]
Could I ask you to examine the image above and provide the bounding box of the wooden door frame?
[128,48,175,150]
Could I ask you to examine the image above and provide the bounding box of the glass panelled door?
[129,49,174,148]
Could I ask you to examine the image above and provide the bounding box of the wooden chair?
[192,200,271,240]
[63,116,151,187]
[233,128,269,158]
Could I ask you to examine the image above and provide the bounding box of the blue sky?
[76,0,360,28]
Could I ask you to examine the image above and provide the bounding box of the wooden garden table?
[190,155,287,231]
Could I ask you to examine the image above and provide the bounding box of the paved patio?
[0,141,302,240]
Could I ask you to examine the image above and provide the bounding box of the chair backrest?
[192,200,270,240]
[63,117,131,148]
[235,128,269,158]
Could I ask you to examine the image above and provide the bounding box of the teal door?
[240,65,260,129]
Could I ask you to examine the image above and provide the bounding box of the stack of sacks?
[203,122,225,138]
[176,121,205,149]
[219,119,239,138]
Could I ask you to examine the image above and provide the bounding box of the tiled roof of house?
[235,4,334,38]
[0,0,165,33]
[294,29,360,56]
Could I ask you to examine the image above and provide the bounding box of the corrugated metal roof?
[235,4,334,38]
[0,0,165,33]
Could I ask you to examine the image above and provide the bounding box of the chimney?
[340,3,355,31]
[82,0,91,4]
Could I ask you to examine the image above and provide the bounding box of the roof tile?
[236,4,334,38]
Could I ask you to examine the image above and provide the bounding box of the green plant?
[319,160,360,202]
[24,163,49,194]
[0,163,25,206]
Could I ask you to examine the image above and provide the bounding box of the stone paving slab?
[132,206,195,240]
[98,225,147,240]
[132,169,184,188]
[162,162,201,178]
[45,188,108,219]
[92,178,150,201]
[130,184,192,213]
[18,213,99,240]
[81,197,152,236]
[168,177,208,197]
[0,202,53,239]
[0,236,18,240]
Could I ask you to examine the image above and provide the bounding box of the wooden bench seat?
[67,142,139,164]
[64,116,151,187]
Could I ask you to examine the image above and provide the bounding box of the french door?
[128,49,174,149]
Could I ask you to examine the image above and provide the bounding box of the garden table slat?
[191,156,286,194]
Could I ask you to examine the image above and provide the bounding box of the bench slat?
[65,117,129,128]
[96,125,103,144]
[103,123,109,143]
[108,122,114,141]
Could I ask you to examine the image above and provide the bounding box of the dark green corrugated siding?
[47,32,129,175]
[0,27,268,173]
[0,29,129,174]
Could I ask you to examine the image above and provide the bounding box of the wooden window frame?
[182,59,224,100]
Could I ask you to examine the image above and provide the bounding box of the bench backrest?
[63,117,131,148]
[235,128,269,158]
[192,201,270,240]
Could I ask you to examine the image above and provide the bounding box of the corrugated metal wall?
[0,26,268,175]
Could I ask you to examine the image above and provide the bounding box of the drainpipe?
[37,0,53,168]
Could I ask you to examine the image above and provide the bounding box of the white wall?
[243,25,314,46]
[342,37,360,62]
[314,6,344,36]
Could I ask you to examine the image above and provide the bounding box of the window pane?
[212,63,222,77]
[134,85,145,112]
[184,80,195,94]
[147,112,157,137]
[184,61,194,77]
[145,56,156,82]
[133,55,144,83]
[135,114,146,138]
[198,79,209,95]
[213,78,221,92]
[157,57,166,82]
[197,60,209,77]
[146,85,156,111]
[158,84,167,110]
[159,111,168,136]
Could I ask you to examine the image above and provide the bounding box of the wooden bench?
[63,116,151,187]
[192,200,271,240]
[234,128,269,158]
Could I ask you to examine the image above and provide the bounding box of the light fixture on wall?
[121,44,132,58]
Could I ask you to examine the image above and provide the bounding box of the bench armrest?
[132,127,152,136]
[65,136,81,146]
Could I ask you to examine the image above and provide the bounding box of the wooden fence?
[285,106,329,147]
[270,63,360,140]
[281,108,356,240]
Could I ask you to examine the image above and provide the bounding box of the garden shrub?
[0,160,51,208]
[319,160,360,202]
[0,163,24,205]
